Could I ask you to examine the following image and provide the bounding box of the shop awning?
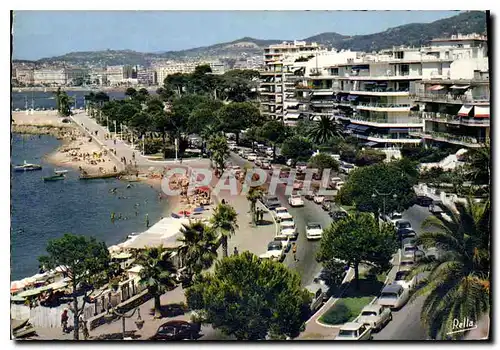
[285,112,300,119]
[427,85,444,91]
[474,106,490,118]
[458,105,474,117]
[312,91,334,96]
[450,85,470,90]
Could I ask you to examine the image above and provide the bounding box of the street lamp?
[371,189,397,217]
[104,303,144,339]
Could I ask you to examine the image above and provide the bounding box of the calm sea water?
[10,133,167,280]
[11,90,130,110]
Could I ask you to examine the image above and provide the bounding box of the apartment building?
[155,62,198,86]
[33,69,67,86]
[260,40,323,125]
[284,33,489,148]
[106,65,126,86]
[14,68,35,86]
[408,34,490,148]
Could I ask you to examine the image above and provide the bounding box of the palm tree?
[307,115,343,145]
[246,186,263,225]
[207,135,230,177]
[465,142,490,188]
[134,246,178,318]
[177,221,219,279]
[210,203,239,257]
[411,198,490,339]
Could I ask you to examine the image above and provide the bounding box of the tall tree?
[217,102,263,144]
[258,120,288,161]
[280,136,313,166]
[207,134,230,177]
[177,221,219,281]
[39,234,110,340]
[210,203,239,258]
[135,246,178,319]
[308,153,339,178]
[411,198,490,339]
[185,252,312,340]
[125,87,137,99]
[317,213,397,289]
[307,115,343,145]
[246,186,264,225]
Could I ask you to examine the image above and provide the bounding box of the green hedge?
[319,301,351,325]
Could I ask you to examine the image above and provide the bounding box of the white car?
[306,222,323,240]
[313,194,325,204]
[335,322,372,340]
[399,256,416,272]
[275,207,290,221]
[280,213,295,226]
[356,304,392,332]
[259,241,285,261]
[288,194,304,207]
[377,284,410,310]
[394,270,417,290]
[335,181,345,191]
[247,153,258,162]
[280,221,298,239]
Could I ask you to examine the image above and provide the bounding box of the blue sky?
[12,11,460,60]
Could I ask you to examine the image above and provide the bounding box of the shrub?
[320,301,351,325]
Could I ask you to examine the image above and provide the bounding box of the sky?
[12,10,461,60]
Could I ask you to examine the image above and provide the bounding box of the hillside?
[19,11,487,67]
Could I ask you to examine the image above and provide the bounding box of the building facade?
[14,68,35,86]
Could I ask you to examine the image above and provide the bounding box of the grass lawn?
[319,278,383,325]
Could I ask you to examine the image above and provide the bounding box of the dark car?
[395,220,412,230]
[150,320,200,341]
[397,228,416,240]
[330,210,348,221]
[321,199,333,211]
[416,195,433,207]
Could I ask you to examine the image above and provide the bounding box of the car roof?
[361,304,381,312]
[276,207,288,211]
[307,222,321,227]
[397,220,411,224]
[382,284,403,293]
[268,241,282,248]
[341,322,363,330]
[281,213,293,219]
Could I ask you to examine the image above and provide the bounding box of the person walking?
[79,315,89,340]
[292,243,298,262]
[233,247,239,256]
[61,309,69,334]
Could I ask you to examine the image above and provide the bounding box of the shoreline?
[14,86,158,93]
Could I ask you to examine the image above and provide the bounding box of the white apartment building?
[282,33,490,148]
[33,69,67,86]
[106,65,126,86]
[155,63,198,86]
[14,68,35,86]
[408,34,490,148]
[259,40,323,125]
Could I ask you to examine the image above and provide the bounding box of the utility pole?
[371,189,398,217]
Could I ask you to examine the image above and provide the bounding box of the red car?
[149,320,200,341]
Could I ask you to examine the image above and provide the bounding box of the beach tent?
[122,218,190,250]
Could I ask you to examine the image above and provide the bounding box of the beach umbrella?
[178,210,191,216]
[197,186,210,192]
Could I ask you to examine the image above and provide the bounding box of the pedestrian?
[61,309,69,333]
[221,199,226,205]
[292,243,298,262]
[145,213,150,228]
[79,315,89,340]
[260,210,264,222]
[233,247,239,256]
[132,152,135,160]
[114,139,116,145]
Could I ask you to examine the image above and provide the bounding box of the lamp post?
[371,189,397,217]
[104,303,144,339]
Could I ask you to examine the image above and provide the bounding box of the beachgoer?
[61,309,69,333]
[233,247,239,256]
[145,214,150,228]
[292,243,298,262]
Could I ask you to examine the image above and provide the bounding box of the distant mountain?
[17,11,487,67]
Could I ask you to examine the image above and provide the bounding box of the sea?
[10,133,168,281]
[11,90,129,110]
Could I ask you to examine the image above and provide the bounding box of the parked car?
[330,210,348,221]
[247,153,258,162]
[293,180,303,190]
[330,177,342,189]
[399,256,416,272]
[304,190,315,200]
[383,212,403,224]
[305,283,327,313]
[261,161,272,170]
[395,220,412,230]
[280,221,298,239]
[401,243,425,261]
[259,241,285,261]
[313,193,325,204]
[306,222,323,240]
[263,195,281,210]
[416,195,433,207]
[274,235,292,252]
[321,199,333,211]
[335,322,372,340]
[377,284,410,310]
[397,228,416,241]
[280,213,295,226]
[288,194,304,207]
[275,207,290,221]
[394,270,417,290]
[340,162,356,174]
[296,161,308,173]
[335,181,345,191]
[150,320,200,340]
[356,304,392,332]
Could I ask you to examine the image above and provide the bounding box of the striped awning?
[450,85,470,90]
[427,85,445,91]
[458,105,474,117]
[474,106,490,118]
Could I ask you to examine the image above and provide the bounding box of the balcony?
[409,92,490,104]
[349,88,410,97]
[341,114,423,127]
[413,111,490,127]
[409,131,487,148]
[310,100,336,107]
[349,133,423,144]
[356,102,411,112]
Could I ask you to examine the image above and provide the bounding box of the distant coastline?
[13,86,159,93]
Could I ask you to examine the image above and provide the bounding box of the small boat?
[13,161,42,172]
[79,172,123,180]
[54,169,68,175]
[44,174,65,181]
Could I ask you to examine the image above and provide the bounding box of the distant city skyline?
[13,10,461,60]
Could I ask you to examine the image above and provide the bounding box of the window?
[395,51,404,59]
[331,68,339,76]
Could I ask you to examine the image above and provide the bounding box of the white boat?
[54,169,68,175]
[13,161,42,172]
